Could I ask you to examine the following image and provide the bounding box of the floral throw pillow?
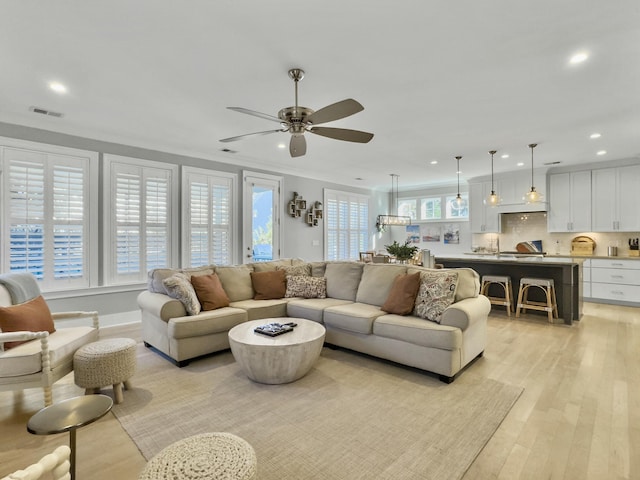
[163,273,201,316]
[414,270,459,323]
[285,275,327,298]
[276,263,312,277]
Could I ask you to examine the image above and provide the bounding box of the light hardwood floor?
[1,304,638,479]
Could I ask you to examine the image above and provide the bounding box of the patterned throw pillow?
[413,270,459,323]
[285,275,327,298]
[276,263,312,276]
[163,273,201,315]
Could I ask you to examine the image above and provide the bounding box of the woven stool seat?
[138,432,257,480]
[516,277,558,323]
[480,275,514,316]
[74,338,137,403]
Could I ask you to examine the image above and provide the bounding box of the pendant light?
[376,173,411,231]
[524,143,542,203]
[484,150,501,206]
[454,156,464,206]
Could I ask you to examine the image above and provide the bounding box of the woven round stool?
[138,432,257,480]
[73,338,137,404]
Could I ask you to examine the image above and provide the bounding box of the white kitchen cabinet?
[592,165,640,232]
[496,170,547,213]
[469,181,500,233]
[589,258,640,304]
[548,171,591,232]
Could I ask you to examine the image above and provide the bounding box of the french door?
[242,172,282,263]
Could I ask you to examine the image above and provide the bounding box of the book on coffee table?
[254,322,296,337]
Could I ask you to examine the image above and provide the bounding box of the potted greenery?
[385,240,419,262]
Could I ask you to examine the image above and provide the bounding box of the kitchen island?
[435,254,582,325]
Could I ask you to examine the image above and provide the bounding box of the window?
[104,155,178,285]
[325,189,369,261]
[0,140,98,291]
[397,199,417,220]
[420,197,442,220]
[182,167,236,267]
[445,194,469,219]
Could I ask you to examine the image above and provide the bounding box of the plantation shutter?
[324,189,369,261]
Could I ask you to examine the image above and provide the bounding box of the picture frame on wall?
[443,224,460,244]
[421,225,441,242]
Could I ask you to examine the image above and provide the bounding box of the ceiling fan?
[220,68,374,157]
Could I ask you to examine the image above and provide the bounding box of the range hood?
[496,202,547,214]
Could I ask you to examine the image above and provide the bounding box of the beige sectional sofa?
[137,259,490,383]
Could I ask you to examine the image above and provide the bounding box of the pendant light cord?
[489,150,496,192]
[529,143,537,189]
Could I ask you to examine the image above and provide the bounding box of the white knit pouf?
[138,432,257,480]
[73,338,137,404]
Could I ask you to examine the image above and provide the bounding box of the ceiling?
[1,1,639,191]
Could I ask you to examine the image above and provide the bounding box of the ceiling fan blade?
[219,129,282,143]
[227,107,283,124]
[306,99,364,125]
[308,127,374,143]
[290,135,307,157]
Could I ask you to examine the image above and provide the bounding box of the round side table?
[27,394,113,480]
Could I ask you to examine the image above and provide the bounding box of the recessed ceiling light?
[597,150,607,156]
[590,133,601,139]
[501,154,509,159]
[277,143,286,149]
[517,162,524,167]
[355,177,364,181]
[430,160,438,165]
[569,52,589,65]
[49,82,67,94]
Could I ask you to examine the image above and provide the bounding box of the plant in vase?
[385,240,419,263]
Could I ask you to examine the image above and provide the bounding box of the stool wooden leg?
[123,380,133,390]
[504,282,512,317]
[515,284,525,317]
[545,287,553,323]
[114,383,124,404]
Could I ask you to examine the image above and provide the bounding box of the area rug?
[112,345,522,480]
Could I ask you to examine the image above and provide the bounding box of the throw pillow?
[163,273,201,315]
[190,273,230,311]
[414,270,458,323]
[0,295,56,349]
[276,263,312,276]
[381,272,421,315]
[285,275,327,299]
[250,270,286,300]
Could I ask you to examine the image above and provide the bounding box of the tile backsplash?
[472,212,639,256]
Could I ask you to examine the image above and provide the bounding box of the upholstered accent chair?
[0,273,99,406]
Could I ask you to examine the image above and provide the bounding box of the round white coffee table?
[228,318,325,384]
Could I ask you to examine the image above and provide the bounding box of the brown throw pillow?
[0,295,56,349]
[191,273,230,311]
[381,272,421,315]
[250,270,286,300]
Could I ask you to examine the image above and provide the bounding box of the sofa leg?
[477,350,484,358]
[176,359,190,368]
[438,374,455,384]
[144,341,152,348]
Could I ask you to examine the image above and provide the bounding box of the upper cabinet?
[469,181,500,233]
[592,165,640,232]
[548,171,592,232]
[495,170,547,213]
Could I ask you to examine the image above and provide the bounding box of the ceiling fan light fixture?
[484,150,501,207]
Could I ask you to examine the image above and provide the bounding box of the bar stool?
[480,275,514,316]
[515,277,558,323]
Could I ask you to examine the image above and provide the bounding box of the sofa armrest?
[440,296,490,330]
[137,290,186,322]
[51,311,99,329]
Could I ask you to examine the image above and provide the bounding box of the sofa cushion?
[285,276,327,299]
[276,263,312,276]
[323,303,386,334]
[310,262,327,277]
[251,270,286,300]
[373,314,462,350]
[163,273,201,315]
[324,263,364,301]
[148,266,214,295]
[251,259,292,272]
[215,266,254,302]
[229,299,289,321]
[0,326,98,376]
[287,298,353,323]
[0,296,56,349]
[191,274,230,311]
[413,270,459,323]
[356,264,407,306]
[168,307,247,339]
[381,272,421,315]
